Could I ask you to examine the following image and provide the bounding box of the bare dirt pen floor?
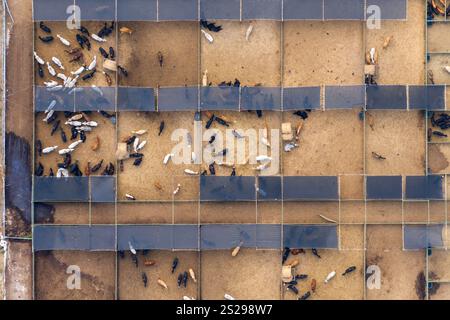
[35,251,115,300]
[366,0,425,85]
[117,111,199,202]
[365,110,426,175]
[118,22,199,88]
[198,110,282,176]
[35,111,117,178]
[28,0,450,300]
[4,0,34,300]
[201,249,280,300]
[34,21,117,88]
[283,21,364,86]
[365,225,425,300]
[118,250,199,300]
[282,109,364,176]
[429,283,450,300]
[201,20,281,87]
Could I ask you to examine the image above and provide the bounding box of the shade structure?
[283,176,339,201]
[200,176,256,201]
[325,85,365,109]
[242,0,282,20]
[200,0,241,20]
[283,87,321,110]
[366,85,407,110]
[405,175,444,200]
[283,225,338,249]
[366,176,402,200]
[117,87,155,111]
[33,225,116,251]
[404,225,445,250]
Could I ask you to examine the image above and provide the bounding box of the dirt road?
[4,0,33,300]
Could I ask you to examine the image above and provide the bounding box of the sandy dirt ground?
[429,283,450,300]
[174,201,199,224]
[257,201,282,224]
[427,54,450,84]
[340,175,364,200]
[35,251,115,300]
[427,22,450,53]
[340,224,365,250]
[281,225,365,300]
[34,21,117,88]
[283,250,365,300]
[429,249,450,282]
[366,225,426,300]
[366,0,425,85]
[402,200,446,224]
[338,175,366,224]
[117,111,200,201]
[91,203,115,225]
[6,0,33,140]
[283,202,339,224]
[283,109,364,176]
[430,201,446,223]
[118,250,199,300]
[4,0,33,300]
[404,201,430,224]
[118,22,199,87]
[117,202,172,224]
[200,202,256,224]
[340,201,365,224]
[117,110,282,201]
[284,21,364,86]
[5,0,34,239]
[201,249,280,300]
[197,111,282,176]
[35,111,117,178]
[34,202,115,225]
[201,21,281,87]
[366,201,403,224]
[365,111,426,175]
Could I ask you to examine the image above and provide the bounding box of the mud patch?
[428,272,440,297]
[5,133,31,236]
[35,251,115,300]
[34,203,55,224]
[415,271,426,300]
[428,144,450,173]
